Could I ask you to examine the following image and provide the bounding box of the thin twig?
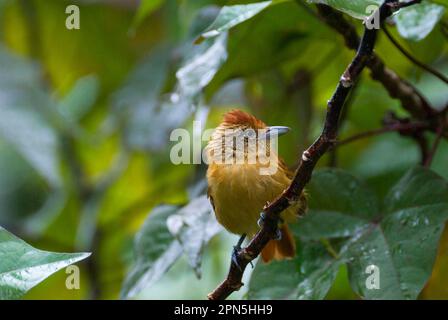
[424,123,446,167]
[383,26,448,85]
[208,0,401,300]
[337,121,430,146]
[413,133,430,165]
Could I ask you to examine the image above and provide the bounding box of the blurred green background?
[0,0,446,299]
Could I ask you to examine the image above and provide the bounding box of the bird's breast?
[207,163,294,236]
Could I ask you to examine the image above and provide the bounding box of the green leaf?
[0,46,62,187]
[394,2,445,41]
[196,1,273,43]
[304,167,448,299]
[0,226,90,300]
[249,168,448,299]
[122,195,223,298]
[351,168,448,300]
[166,195,222,278]
[248,238,343,299]
[297,168,378,240]
[177,33,228,100]
[308,0,382,19]
[120,205,182,299]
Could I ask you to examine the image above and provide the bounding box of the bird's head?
[206,110,290,166]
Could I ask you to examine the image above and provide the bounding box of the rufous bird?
[206,110,307,263]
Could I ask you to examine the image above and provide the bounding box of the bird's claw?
[232,246,254,270]
[232,246,243,271]
[258,212,284,228]
[257,212,266,228]
[258,213,283,240]
[274,228,282,240]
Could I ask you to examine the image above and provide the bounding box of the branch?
[337,120,431,146]
[383,26,448,85]
[208,0,401,300]
[328,80,361,166]
[314,3,436,119]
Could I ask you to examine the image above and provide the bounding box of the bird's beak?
[265,126,290,138]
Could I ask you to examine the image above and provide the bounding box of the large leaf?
[122,195,223,298]
[167,195,222,278]
[248,167,448,299]
[308,167,448,299]
[394,2,445,41]
[196,1,273,43]
[177,33,228,100]
[0,226,90,300]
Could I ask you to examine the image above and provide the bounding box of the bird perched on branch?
[206,110,307,263]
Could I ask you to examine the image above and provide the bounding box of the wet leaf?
[249,167,448,299]
[195,1,273,43]
[0,226,90,300]
[120,205,182,299]
[166,195,222,278]
[394,2,445,41]
[177,33,228,100]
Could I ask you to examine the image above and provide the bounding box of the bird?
[206,109,307,263]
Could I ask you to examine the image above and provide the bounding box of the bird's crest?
[222,110,266,129]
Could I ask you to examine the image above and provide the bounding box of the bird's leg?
[232,234,246,271]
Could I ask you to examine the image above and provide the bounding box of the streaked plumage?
[206,110,307,262]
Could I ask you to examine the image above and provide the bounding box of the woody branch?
[208,0,415,300]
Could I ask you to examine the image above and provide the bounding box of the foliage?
[0,0,446,300]
[249,167,448,299]
[0,226,89,299]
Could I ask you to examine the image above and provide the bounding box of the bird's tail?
[261,224,296,263]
